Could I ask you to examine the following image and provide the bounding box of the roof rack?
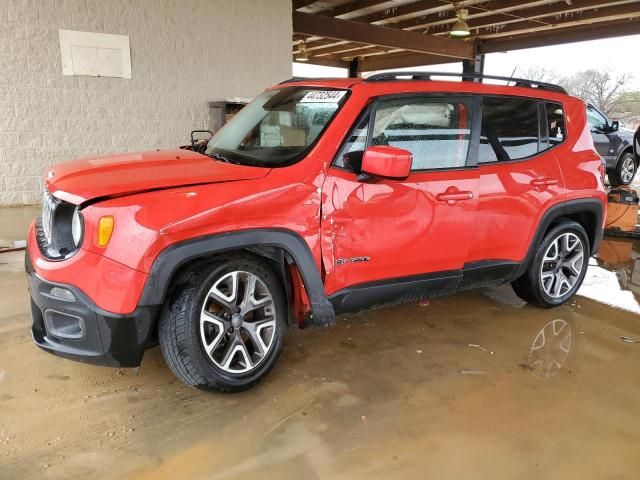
[278,77,353,84]
[364,71,567,94]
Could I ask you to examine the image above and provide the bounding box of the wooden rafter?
[293,11,475,59]
[479,17,640,52]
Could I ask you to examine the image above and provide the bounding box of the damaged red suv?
[26,72,606,392]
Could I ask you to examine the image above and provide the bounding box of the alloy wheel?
[199,271,276,374]
[539,232,585,298]
[621,156,636,184]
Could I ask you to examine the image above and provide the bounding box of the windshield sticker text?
[300,90,347,104]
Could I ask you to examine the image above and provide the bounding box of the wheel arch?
[519,199,604,276]
[617,145,636,165]
[139,229,335,328]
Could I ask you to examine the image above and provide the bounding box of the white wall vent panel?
[59,30,131,79]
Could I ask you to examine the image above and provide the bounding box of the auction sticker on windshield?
[300,90,347,103]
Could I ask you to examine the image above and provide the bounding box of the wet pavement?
[2,221,640,478]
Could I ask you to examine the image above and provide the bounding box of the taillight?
[599,158,606,185]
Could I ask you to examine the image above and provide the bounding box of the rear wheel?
[159,254,287,392]
[609,152,636,186]
[512,221,589,308]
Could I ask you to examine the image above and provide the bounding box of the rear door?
[321,94,480,298]
[463,96,566,287]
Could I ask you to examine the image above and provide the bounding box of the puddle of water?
[579,237,640,314]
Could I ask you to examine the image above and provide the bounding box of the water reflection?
[578,237,640,314]
[527,318,572,379]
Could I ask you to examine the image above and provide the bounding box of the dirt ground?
[2,217,640,479]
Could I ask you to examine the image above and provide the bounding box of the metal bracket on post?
[349,57,361,78]
[462,53,485,82]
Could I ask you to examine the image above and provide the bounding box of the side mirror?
[610,120,619,132]
[360,146,412,180]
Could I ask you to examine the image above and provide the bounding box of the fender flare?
[616,144,636,166]
[138,229,335,327]
[517,198,604,277]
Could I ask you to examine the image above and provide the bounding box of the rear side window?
[480,97,539,162]
[545,102,565,146]
[479,97,565,163]
[370,97,472,171]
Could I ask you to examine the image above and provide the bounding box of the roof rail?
[364,71,568,94]
[278,77,352,84]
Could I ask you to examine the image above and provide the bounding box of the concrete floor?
[2,210,640,479]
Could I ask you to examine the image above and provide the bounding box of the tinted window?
[587,105,607,131]
[370,97,472,170]
[480,97,540,163]
[545,102,565,147]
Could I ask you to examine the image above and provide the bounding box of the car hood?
[45,149,271,205]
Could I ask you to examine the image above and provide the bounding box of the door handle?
[436,189,474,206]
[530,177,559,187]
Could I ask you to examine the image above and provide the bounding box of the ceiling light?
[450,8,471,38]
[296,41,309,62]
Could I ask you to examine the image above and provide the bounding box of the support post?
[349,57,360,78]
[462,54,485,82]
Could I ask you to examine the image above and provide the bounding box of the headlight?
[71,208,83,247]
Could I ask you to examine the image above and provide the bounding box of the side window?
[480,97,539,163]
[370,97,472,170]
[587,106,607,132]
[333,110,370,170]
[545,102,565,147]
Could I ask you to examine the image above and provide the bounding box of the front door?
[321,94,479,304]
[587,105,614,164]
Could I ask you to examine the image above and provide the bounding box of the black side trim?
[329,271,460,314]
[459,260,520,290]
[516,198,604,277]
[139,229,335,327]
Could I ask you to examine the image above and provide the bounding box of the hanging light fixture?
[296,41,309,62]
[450,8,471,38]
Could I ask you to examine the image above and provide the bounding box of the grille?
[41,191,58,246]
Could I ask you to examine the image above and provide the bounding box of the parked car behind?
[587,104,638,186]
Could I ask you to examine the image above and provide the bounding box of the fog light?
[97,216,114,247]
[49,287,75,301]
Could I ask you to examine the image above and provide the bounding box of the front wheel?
[609,152,636,186]
[159,254,287,392]
[512,221,589,308]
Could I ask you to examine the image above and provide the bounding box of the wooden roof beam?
[407,0,640,35]
[293,11,476,59]
[479,18,640,52]
[358,51,453,71]
[476,3,640,39]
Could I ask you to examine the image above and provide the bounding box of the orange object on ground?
[606,187,639,233]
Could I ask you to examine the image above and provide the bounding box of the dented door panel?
[321,167,478,295]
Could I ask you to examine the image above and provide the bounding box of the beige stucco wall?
[0,0,292,205]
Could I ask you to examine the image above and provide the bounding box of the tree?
[514,65,560,84]
[560,68,633,114]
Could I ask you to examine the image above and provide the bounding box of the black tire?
[512,221,589,308]
[159,254,287,392]
[609,152,636,186]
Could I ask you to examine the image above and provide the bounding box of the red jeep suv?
[26,72,606,392]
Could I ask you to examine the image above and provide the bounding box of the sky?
[293,34,640,90]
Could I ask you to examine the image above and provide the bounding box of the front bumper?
[26,253,157,367]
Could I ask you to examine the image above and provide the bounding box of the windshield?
[205,87,348,167]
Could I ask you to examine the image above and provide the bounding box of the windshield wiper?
[208,151,233,164]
